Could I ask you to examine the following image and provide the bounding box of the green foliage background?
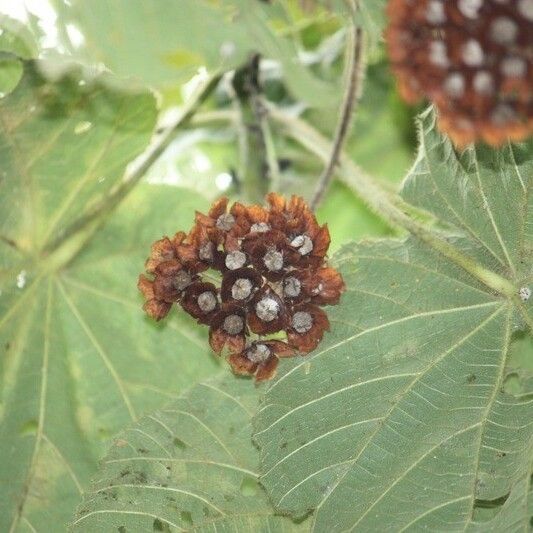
[0,1,531,532]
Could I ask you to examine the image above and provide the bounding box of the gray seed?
[291,234,314,256]
[490,17,518,44]
[462,39,484,66]
[223,314,244,335]
[312,283,324,295]
[173,271,192,291]
[429,41,449,68]
[473,71,494,94]
[199,242,213,261]
[284,277,302,298]
[292,311,313,334]
[255,297,280,322]
[444,73,465,98]
[426,0,446,24]
[232,278,253,300]
[198,291,217,312]
[246,344,271,364]
[226,251,246,270]
[518,0,533,21]
[501,57,527,78]
[458,0,482,19]
[263,249,284,271]
[216,213,235,231]
[250,222,270,233]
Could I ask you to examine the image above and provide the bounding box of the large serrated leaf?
[253,113,533,531]
[0,61,220,531]
[402,109,533,279]
[71,374,305,532]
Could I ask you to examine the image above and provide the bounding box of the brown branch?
[310,1,365,211]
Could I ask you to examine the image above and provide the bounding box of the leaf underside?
[253,110,533,531]
[71,374,305,532]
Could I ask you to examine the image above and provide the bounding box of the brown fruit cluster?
[386,0,533,147]
[138,194,345,381]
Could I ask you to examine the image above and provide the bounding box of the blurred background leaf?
[0,62,221,531]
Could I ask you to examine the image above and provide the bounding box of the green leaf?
[253,113,533,531]
[0,60,156,251]
[0,61,220,531]
[52,0,338,108]
[71,374,305,532]
[468,473,532,532]
[402,109,533,279]
[0,16,37,95]
[292,0,388,39]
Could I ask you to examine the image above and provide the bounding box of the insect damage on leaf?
[138,194,345,382]
[386,0,533,147]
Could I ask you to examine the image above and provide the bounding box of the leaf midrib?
[307,305,507,531]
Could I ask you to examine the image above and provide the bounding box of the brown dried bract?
[386,0,533,147]
[138,194,345,381]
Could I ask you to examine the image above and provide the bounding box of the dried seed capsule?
[139,193,345,380]
[387,0,533,146]
[248,288,286,335]
[287,304,330,353]
[181,282,219,325]
[228,340,295,382]
[221,268,263,302]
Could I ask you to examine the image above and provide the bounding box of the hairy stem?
[43,71,222,256]
[310,0,365,211]
[232,55,270,203]
[256,96,282,193]
[268,105,518,299]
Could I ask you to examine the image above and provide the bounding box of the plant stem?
[257,96,282,193]
[268,105,518,299]
[232,55,271,203]
[43,71,222,257]
[310,0,365,211]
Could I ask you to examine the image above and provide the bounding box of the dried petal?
[228,340,294,381]
[301,266,345,305]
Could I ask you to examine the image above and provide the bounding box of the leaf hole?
[180,511,193,526]
[98,427,111,440]
[173,437,187,450]
[240,476,259,496]
[19,419,38,436]
[152,518,170,532]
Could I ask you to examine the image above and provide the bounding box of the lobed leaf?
[0,60,156,251]
[71,374,305,532]
[402,108,533,280]
[253,112,533,531]
[0,61,220,531]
